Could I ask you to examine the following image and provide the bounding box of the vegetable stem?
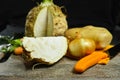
[41,0,53,7]
[43,0,53,3]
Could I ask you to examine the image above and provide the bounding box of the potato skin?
[64,28,83,41]
[65,25,113,49]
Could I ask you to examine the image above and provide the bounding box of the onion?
[67,38,96,59]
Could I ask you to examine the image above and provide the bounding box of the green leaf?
[10,39,22,47]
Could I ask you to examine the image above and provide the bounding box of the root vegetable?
[25,0,68,37]
[14,47,24,55]
[103,44,114,51]
[65,25,113,49]
[22,36,68,65]
[97,57,110,65]
[74,51,109,73]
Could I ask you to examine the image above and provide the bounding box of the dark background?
[0,0,120,32]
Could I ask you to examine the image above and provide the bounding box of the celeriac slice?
[22,36,68,64]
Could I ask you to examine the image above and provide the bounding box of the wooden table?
[0,25,120,80]
[0,52,120,80]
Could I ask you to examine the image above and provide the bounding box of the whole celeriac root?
[25,0,68,37]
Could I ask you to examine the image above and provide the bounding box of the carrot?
[98,57,110,65]
[96,44,113,64]
[103,44,114,51]
[14,47,24,55]
[74,51,109,73]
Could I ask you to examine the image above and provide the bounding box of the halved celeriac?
[22,36,68,65]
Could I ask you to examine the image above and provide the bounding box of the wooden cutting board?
[0,53,120,80]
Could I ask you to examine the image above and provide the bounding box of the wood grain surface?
[0,53,120,80]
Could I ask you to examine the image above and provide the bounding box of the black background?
[0,0,120,32]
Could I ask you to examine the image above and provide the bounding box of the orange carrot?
[14,47,24,55]
[74,51,109,73]
[103,44,114,51]
[98,57,110,65]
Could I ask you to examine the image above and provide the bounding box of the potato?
[65,25,113,49]
[64,28,83,41]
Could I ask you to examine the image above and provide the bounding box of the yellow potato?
[65,25,113,49]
